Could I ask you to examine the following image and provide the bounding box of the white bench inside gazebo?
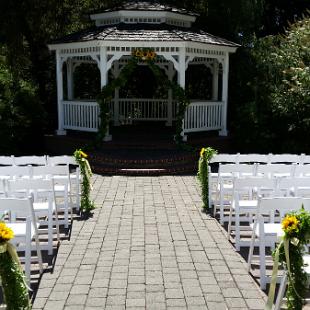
[48,2,239,141]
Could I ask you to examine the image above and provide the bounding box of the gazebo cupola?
[48,1,239,141]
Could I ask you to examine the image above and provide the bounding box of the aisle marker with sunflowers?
[0,221,31,309]
[197,147,217,209]
[74,149,95,213]
[266,208,310,310]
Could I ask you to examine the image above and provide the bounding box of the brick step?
[93,164,197,176]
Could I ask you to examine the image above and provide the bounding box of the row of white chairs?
[210,153,310,165]
[211,163,310,221]
[0,155,76,167]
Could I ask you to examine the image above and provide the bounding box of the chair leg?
[235,208,240,251]
[247,222,257,272]
[274,273,287,310]
[259,236,267,290]
[227,205,233,240]
[48,206,53,255]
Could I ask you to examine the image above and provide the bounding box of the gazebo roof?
[50,23,239,48]
[91,1,199,17]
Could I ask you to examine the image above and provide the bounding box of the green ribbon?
[266,238,303,309]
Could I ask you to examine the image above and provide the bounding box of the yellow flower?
[80,151,88,158]
[200,148,205,157]
[0,222,14,242]
[282,215,299,233]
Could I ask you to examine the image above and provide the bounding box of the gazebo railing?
[182,101,224,134]
[62,99,223,133]
[63,100,100,132]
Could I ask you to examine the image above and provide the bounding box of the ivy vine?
[96,50,190,145]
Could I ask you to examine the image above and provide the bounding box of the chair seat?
[232,200,258,213]
[33,201,56,212]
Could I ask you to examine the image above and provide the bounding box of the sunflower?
[0,222,14,242]
[282,215,299,234]
[80,151,88,158]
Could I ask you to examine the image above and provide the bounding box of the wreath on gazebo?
[96,48,190,146]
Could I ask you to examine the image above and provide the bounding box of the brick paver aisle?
[33,175,266,310]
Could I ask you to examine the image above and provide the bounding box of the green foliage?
[0,56,46,154]
[73,149,95,213]
[197,147,217,209]
[234,17,310,153]
[0,250,31,310]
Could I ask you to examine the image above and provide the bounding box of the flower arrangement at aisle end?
[266,208,310,310]
[197,147,217,210]
[132,48,157,62]
[0,221,31,309]
[74,149,95,213]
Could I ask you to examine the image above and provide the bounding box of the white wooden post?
[178,47,187,141]
[66,58,74,100]
[113,61,120,126]
[166,63,173,126]
[56,50,66,135]
[99,46,112,141]
[219,54,229,136]
[212,59,219,101]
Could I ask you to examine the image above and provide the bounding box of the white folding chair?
[8,179,60,255]
[227,177,277,250]
[47,155,80,211]
[295,164,310,177]
[247,196,303,289]
[31,166,71,228]
[0,196,43,284]
[14,156,47,166]
[214,163,257,224]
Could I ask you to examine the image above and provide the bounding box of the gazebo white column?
[219,54,229,136]
[212,59,219,101]
[178,47,186,89]
[166,63,174,126]
[113,61,120,126]
[66,58,74,100]
[99,46,112,141]
[56,50,66,135]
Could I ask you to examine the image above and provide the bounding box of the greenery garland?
[96,49,190,145]
[197,147,217,209]
[0,221,31,310]
[73,149,95,213]
[266,208,310,310]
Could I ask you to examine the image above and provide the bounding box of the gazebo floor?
[44,122,235,176]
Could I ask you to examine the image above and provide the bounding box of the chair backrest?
[256,164,296,178]
[47,155,76,166]
[0,196,35,219]
[14,156,47,166]
[300,154,310,165]
[0,166,31,179]
[219,163,256,177]
[295,164,310,177]
[0,155,14,166]
[269,154,300,164]
[233,177,277,200]
[8,178,54,201]
[258,196,303,218]
[237,154,269,164]
[31,165,69,178]
[209,154,239,164]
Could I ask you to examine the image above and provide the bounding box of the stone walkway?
[33,175,266,310]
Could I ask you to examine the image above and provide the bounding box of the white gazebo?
[48,1,239,141]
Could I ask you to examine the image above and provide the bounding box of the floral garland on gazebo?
[96,48,190,145]
[0,221,31,310]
